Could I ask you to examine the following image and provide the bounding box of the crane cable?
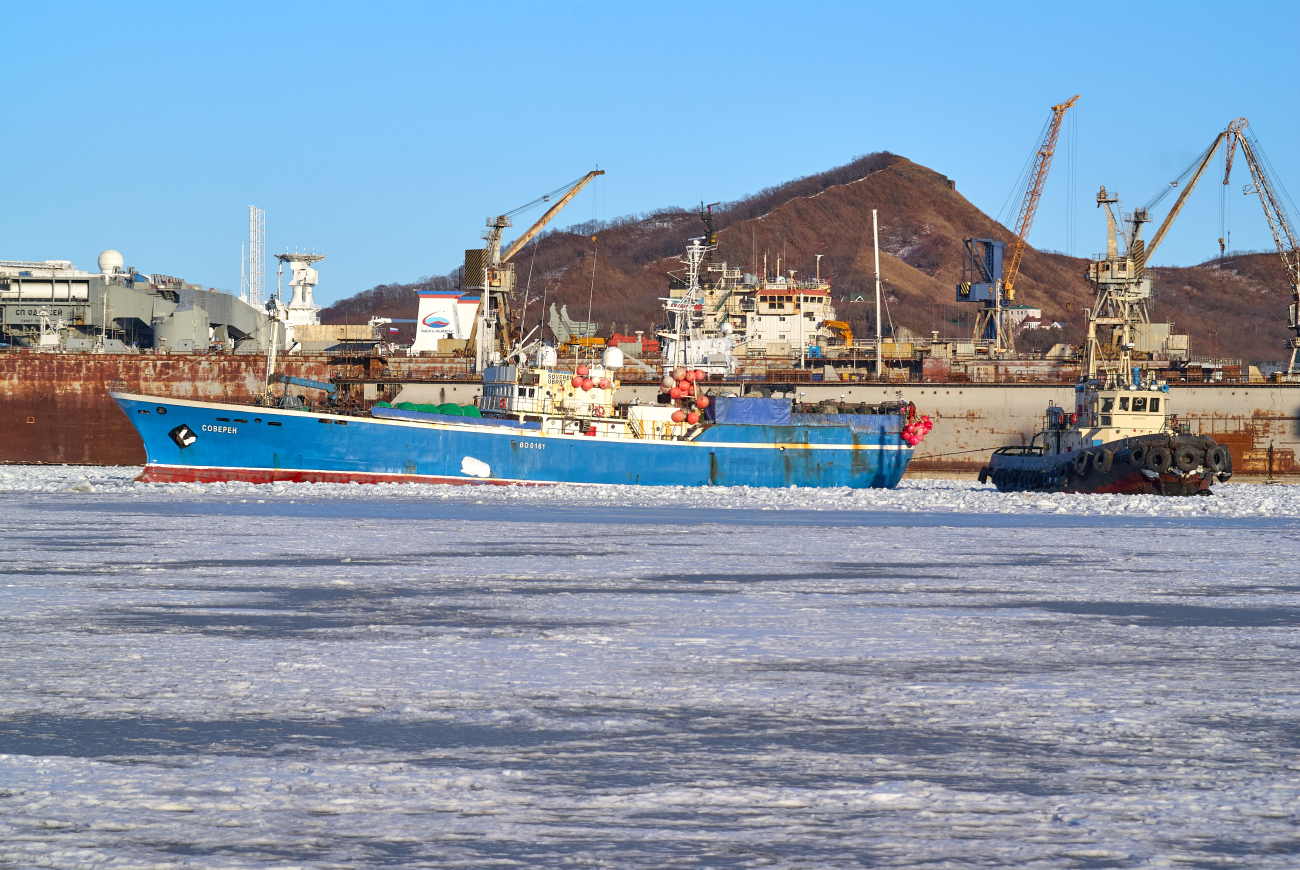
[997,116,1052,228]
[1247,131,1300,241]
[517,234,540,344]
[1141,139,1219,215]
[503,174,596,220]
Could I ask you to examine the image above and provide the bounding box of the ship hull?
[980,434,1229,496]
[111,393,914,489]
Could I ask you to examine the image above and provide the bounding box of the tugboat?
[981,184,1233,495]
[980,369,1231,494]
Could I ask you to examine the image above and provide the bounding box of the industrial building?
[0,250,275,353]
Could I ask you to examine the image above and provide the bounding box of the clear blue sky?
[4,1,1297,305]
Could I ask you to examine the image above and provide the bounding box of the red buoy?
[669,387,682,399]
[671,409,686,423]
[577,365,589,376]
[570,376,583,388]
[581,378,593,391]
[696,395,710,409]
[694,369,706,381]
[686,411,699,425]
[598,378,610,389]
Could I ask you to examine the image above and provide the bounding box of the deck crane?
[469,170,605,369]
[1221,122,1300,374]
[958,95,1078,354]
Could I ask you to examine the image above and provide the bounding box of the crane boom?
[499,170,605,264]
[1143,129,1233,262]
[1003,94,1079,300]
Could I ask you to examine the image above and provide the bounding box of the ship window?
[1101,398,1114,412]
[1150,398,1160,413]
[233,418,248,423]
[216,417,230,422]
[1118,397,1129,411]
[319,419,330,424]
[137,409,150,414]
[336,420,347,426]
[1101,415,1112,426]
[768,302,778,310]
[268,421,282,427]
[1131,397,1147,412]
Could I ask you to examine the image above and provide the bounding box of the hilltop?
[322,154,1295,364]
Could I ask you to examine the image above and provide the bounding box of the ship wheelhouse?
[1052,374,1173,454]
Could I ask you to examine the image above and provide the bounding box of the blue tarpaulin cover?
[706,396,792,426]
[791,413,902,434]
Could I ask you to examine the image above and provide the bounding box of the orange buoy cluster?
[662,366,709,425]
[569,364,607,393]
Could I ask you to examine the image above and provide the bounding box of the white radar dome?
[98,249,124,275]
[720,321,734,336]
[602,346,625,369]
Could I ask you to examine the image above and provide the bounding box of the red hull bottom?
[136,464,554,487]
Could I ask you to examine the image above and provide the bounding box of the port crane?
[958,95,1078,354]
[1221,122,1300,374]
[1096,118,1300,375]
[1081,121,1246,379]
[469,170,604,369]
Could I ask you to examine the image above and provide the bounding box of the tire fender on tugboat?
[1174,446,1201,472]
[1145,445,1172,474]
[1073,451,1092,477]
[1094,448,1114,474]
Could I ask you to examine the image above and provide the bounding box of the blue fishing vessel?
[110,360,924,488]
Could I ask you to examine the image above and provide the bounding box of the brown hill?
[322,154,1296,364]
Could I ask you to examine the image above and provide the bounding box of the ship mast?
[666,235,714,370]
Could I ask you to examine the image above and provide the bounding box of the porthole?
[156,406,167,415]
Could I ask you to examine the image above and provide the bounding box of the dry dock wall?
[5,354,1297,477]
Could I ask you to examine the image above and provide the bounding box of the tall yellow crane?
[957,95,1077,354]
[1003,94,1079,301]
[1222,122,1300,373]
